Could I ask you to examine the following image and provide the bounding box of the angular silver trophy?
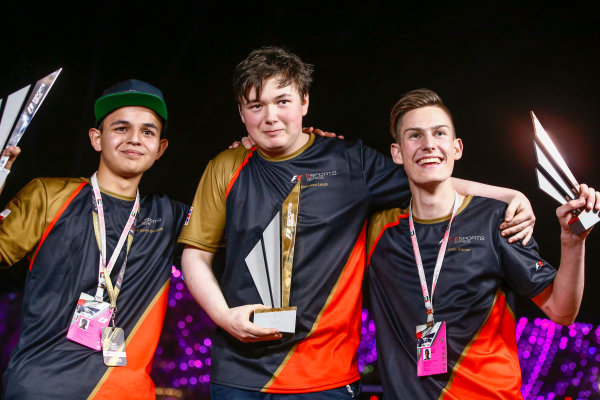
[531,111,599,234]
[245,179,301,333]
[0,68,62,187]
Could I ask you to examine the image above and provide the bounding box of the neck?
[409,179,460,220]
[95,167,141,198]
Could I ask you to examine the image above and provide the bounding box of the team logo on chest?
[290,170,337,183]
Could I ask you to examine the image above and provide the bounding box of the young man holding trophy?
[0,79,188,399]
[366,89,598,399]
[179,47,537,398]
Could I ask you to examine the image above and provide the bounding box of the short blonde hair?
[389,89,454,142]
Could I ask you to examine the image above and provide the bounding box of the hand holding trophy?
[245,178,302,333]
[0,68,62,188]
[531,111,600,234]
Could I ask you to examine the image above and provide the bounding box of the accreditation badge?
[416,321,447,376]
[66,292,112,350]
[101,326,127,366]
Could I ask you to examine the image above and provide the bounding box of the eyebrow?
[245,93,293,105]
[109,120,159,130]
[404,124,450,133]
[142,122,160,130]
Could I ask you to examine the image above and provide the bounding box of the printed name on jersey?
[0,209,10,221]
[290,170,337,183]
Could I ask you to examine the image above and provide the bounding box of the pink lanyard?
[90,172,139,306]
[408,192,460,324]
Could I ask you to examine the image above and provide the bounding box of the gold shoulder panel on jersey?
[366,207,407,258]
[178,147,252,252]
[0,177,87,266]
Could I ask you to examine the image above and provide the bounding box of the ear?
[155,139,169,160]
[238,104,246,124]
[390,142,404,165]
[301,92,309,117]
[453,138,463,161]
[89,128,102,152]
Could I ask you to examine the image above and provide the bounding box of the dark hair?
[233,46,313,104]
[389,89,454,142]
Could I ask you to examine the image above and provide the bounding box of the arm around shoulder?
[452,178,535,245]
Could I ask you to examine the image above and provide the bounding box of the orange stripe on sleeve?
[226,148,255,198]
[367,213,408,265]
[29,181,87,271]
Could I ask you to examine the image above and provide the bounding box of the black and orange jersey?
[367,195,557,400]
[179,134,410,393]
[0,177,187,400]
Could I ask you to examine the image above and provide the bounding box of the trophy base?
[253,306,297,333]
[569,208,600,235]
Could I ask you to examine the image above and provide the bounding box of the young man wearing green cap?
[0,79,188,400]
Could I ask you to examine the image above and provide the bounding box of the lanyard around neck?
[408,192,460,324]
[90,172,139,308]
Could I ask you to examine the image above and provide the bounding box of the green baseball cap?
[94,79,168,124]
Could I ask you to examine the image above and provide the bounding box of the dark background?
[1,0,599,346]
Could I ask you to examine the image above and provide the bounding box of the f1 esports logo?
[291,170,337,183]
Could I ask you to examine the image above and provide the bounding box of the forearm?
[181,246,230,327]
[1,146,21,195]
[452,178,519,202]
[539,238,585,325]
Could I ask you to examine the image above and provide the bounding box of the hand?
[229,137,256,150]
[302,126,344,140]
[576,183,600,212]
[222,304,282,342]
[499,192,535,245]
[2,146,21,170]
[557,184,600,240]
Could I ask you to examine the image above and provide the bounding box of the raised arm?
[532,184,599,325]
[452,178,534,245]
[181,245,282,342]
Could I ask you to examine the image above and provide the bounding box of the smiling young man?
[367,89,598,399]
[0,79,188,400]
[178,47,537,398]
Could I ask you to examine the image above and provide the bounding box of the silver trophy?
[244,180,302,333]
[531,111,599,234]
[0,68,62,187]
[245,211,297,333]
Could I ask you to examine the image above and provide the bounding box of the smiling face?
[238,76,309,158]
[89,106,168,182]
[391,105,463,188]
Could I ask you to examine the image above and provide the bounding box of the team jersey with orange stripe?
[366,195,556,399]
[178,134,410,392]
[0,177,187,400]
